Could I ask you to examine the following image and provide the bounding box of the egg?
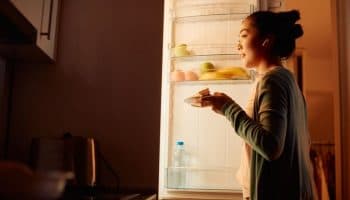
[184,71,198,81]
[171,70,185,82]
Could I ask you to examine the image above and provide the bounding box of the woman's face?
[237,19,264,68]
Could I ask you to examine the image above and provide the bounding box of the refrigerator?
[159,0,284,199]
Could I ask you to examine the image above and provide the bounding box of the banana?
[199,72,231,80]
[198,67,250,80]
[216,67,249,78]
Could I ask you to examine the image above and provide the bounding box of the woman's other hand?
[202,92,234,115]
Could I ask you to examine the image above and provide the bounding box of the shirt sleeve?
[221,76,288,161]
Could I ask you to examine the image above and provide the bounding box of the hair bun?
[291,24,303,39]
[279,10,300,24]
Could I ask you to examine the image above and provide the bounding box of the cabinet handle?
[40,0,54,40]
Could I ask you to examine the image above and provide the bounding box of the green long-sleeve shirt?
[221,66,316,200]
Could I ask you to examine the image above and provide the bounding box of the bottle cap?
[176,140,184,146]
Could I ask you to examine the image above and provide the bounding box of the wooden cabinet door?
[37,0,61,60]
[10,0,61,60]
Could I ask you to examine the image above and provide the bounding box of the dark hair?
[246,10,303,59]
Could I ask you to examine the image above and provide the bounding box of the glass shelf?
[171,44,240,61]
[166,167,240,190]
[174,13,249,23]
[172,3,252,23]
[172,54,240,62]
[172,78,253,85]
[169,68,255,84]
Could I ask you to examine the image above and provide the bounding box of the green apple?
[200,62,215,74]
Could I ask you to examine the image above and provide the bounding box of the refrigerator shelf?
[172,3,252,23]
[172,54,241,62]
[174,13,249,23]
[166,166,240,190]
[172,79,253,85]
[173,0,253,7]
[171,44,240,60]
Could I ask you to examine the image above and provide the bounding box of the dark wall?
[7,0,163,191]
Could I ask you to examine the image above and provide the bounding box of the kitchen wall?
[285,0,342,198]
[285,0,337,143]
[286,0,349,199]
[6,0,163,191]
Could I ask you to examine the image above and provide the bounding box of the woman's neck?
[256,57,281,75]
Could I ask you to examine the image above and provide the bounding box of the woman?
[203,10,317,200]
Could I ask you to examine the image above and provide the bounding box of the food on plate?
[184,88,212,107]
[198,88,210,96]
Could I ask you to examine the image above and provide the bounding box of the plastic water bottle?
[172,140,186,188]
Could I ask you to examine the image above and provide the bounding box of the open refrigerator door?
[159,0,284,199]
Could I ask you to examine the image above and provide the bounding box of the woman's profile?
[203,10,318,200]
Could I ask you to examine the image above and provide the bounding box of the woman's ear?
[262,39,269,47]
[261,35,275,49]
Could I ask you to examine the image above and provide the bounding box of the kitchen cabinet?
[9,0,61,62]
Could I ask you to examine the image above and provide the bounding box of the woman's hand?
[202,92,234,115]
